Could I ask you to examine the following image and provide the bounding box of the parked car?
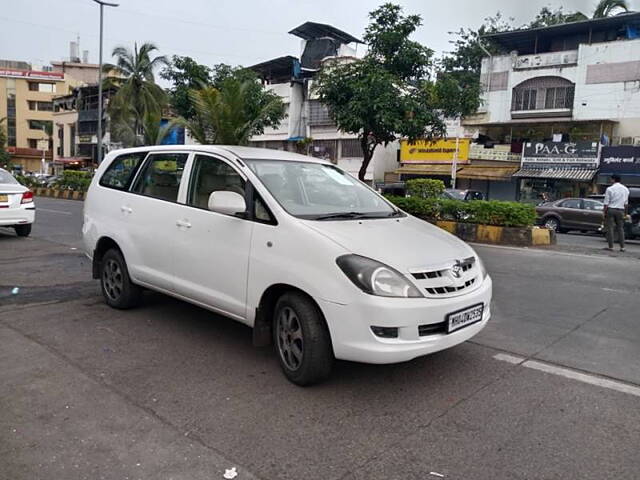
[0,168,35,237]
[443,189,485,201]
[536,197,604,233]
[83,146,492,385]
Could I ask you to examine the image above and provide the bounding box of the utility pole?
[92,0,119,164]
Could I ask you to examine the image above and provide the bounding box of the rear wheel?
[100,248,142,309]
[543,217,560,232]
[273,292,333,386]
[14,224,32,237]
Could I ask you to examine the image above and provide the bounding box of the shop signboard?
[0,68,64,80]
[400,138,470,164]
[521,141,599,168]
[600,146,640,173]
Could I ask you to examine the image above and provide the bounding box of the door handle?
[176,219,192,229]
[120,206,132,214]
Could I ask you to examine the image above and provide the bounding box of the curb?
[430,219,556,247]
[34,188,86,201]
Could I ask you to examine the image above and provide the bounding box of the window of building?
[27,100,54,111]
[187,154,246,210]
[100,152,148,190]
[28,120,53,131]
[512,88,537,111]
[57,126,64,157]
[132,153,188,202]
[311,139,338,162]
[512,77,575,112]
[28,139,39,149]
[341,139,364,158]
[69,124,76,156]
[308,100,335,126]
[28,82,56,93]
[5,79,16,147]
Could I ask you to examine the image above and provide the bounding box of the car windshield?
[444,189,465,200]
[0,170,19,184]
[245,160,399,220]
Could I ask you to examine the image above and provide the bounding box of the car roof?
[105,145,332,164]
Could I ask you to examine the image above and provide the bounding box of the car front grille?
[409,257,480,298]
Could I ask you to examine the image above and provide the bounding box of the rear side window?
[560,199,581,209]
[100,152,147,190]
[132,153,188,202]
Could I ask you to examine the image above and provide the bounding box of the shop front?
[598,146,640,189]
[513,140,599,202]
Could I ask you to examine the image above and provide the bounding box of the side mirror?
[208,191,247,216]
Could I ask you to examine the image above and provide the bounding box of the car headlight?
[477,255,488,279]
[336,254,423,298]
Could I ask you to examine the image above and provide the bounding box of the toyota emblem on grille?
[451,260,463,278]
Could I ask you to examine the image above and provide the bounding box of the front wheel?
[14,224,32,237]
[100,248,142,309]
[273,292,333,386]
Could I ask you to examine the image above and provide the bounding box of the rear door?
[170,153,254,320]
[582,199,605,231]
[124,151,190,291]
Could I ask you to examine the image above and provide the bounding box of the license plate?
[0,194,7,202]
[447,303,484,333]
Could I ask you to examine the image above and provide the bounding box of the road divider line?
[493,354,640,398]
[38,208,72,215]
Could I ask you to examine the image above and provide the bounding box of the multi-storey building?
[247,22,398,181]
[465,12,640,200]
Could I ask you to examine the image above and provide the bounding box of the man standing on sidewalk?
[604,174,630,252]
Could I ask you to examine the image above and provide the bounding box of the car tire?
[273,292,333,386]
[14,224,32,237]
[543,217,561,232]
[100,248,142,309]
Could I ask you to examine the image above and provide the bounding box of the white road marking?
[493,353,525,364]
[38,208,72,215]
[493,354,640,398]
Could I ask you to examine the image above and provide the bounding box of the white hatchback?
[0,168,35,237]
[83,146,492,385]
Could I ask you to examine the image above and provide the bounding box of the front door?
[557,198,583,229]
[171,153,253,321]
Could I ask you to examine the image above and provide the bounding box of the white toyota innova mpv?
[83,146,492,385]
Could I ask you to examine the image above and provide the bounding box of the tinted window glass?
[132,153,188,202]
[187,154,245,209]
[583,200,604,211]
[560,199,581,209]
[0,169,18,184]
[100,152,147,190]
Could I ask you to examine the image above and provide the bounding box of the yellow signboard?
[400,138,470,163]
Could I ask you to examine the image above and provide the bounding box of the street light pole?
[92,0,118,165]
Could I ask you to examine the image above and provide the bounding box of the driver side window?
[187,154,246,209]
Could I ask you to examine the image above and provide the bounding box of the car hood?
[0,183,27,194]
[300,215,476,272]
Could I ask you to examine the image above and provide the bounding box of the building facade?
[246,22,398,181]
[466,12,640,200]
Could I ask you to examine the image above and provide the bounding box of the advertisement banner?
[600,146,640,174]
[522,141,599,168]
[400,138,470,164]
[0,69,64,80]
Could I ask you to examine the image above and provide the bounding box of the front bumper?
[0,207,35,227]
[318,275,492,364]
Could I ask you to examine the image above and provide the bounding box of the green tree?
[187,74,286,145]
[0,117,10,166]
[529,7,587,27]
[316,3,466,180]
[104,42,168,146]
[593,0,629,18]
[160,55,212,120]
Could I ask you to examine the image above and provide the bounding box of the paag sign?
[600,146,640,173]
[400,139,470,163]
[522,141,599,167]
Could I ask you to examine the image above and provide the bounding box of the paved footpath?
[1,197,639,480]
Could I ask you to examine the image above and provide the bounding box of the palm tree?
[187,78,285,145]
[593,0,629,18]
[103,42,168,145]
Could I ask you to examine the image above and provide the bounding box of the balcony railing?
[514,50,578,70]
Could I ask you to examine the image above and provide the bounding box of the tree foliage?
[593,0,629,18]
[186,74,286,145]
[528,7,587,28]
[161,56,212,120]
[315,3,465,180]
[104,42,168,147]
[0,117,9,166]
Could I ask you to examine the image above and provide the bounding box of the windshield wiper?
[314,212,369,221]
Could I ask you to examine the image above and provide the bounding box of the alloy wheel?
[102,258,124,301]
[276,306,304,371]
[544,218,559,231]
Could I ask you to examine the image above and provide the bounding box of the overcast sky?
[1,0,638,79]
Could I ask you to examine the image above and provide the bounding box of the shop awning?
[456,166,520,181]
[395,164,456,176]
[512,167,597,181]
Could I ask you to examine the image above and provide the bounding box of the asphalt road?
[1,197,639,480]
